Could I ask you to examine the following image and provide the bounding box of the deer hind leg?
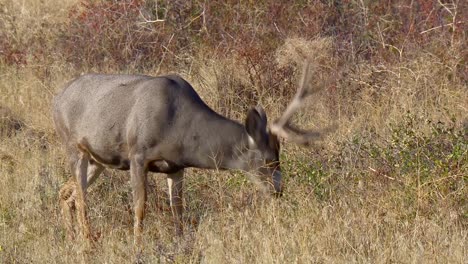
[59,177,77,240]
[167,170,184,236]
[59,158,104,241]
[74,152,93,242]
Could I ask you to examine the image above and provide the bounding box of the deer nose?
[272,169,283,197]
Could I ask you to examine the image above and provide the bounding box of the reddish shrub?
[60,0,167,69]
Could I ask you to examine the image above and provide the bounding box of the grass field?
[1,0,466,263]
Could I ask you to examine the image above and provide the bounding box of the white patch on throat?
[247,135,256,148]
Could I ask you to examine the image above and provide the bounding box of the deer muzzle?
[272,169,283,197]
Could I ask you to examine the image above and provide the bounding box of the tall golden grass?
[1,0,466,263]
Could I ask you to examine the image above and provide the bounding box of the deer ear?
[245,107,268,150]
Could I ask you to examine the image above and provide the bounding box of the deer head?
[240,61,331,196]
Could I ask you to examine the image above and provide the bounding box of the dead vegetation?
[0,0,466,263]
[0,106,24,137]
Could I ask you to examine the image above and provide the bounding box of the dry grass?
[1,0,467,263]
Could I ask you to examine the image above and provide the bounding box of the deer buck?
[53,62,323,249]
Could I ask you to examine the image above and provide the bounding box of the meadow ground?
[0,0,466,263]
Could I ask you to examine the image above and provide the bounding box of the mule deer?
[53,62,322,249]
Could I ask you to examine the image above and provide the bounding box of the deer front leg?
[167,170,184,236]
[130,157,148,252]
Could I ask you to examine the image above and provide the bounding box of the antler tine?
[279,123,337,146]
[273,62,312,129]
[270,61,330,145]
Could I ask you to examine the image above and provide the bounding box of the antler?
[270,61,325,145]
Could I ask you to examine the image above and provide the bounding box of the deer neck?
[184,113,250,171]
